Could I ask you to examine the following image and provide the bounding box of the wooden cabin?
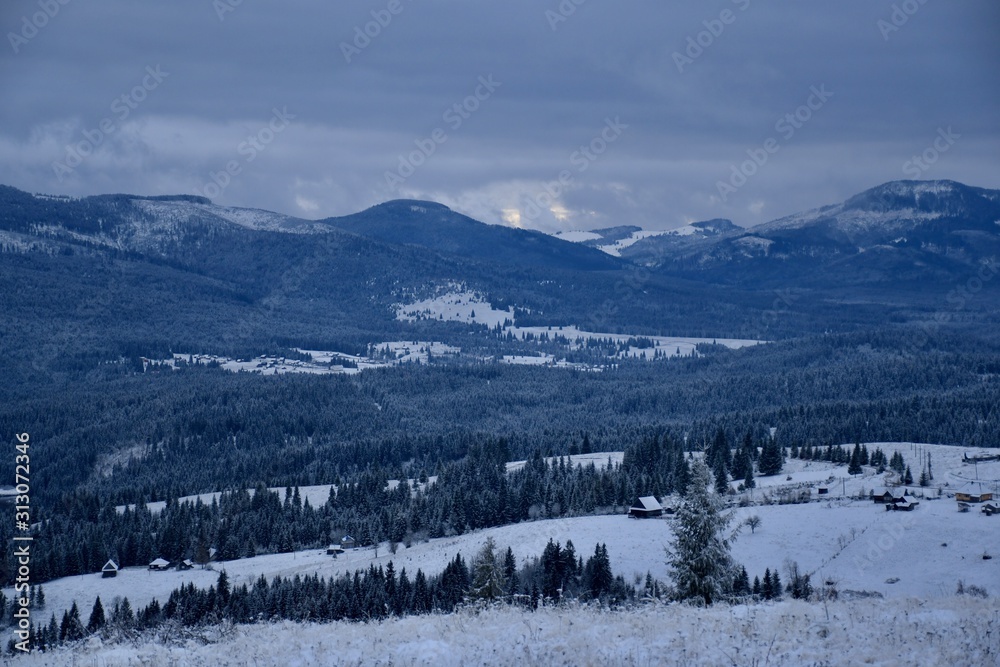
[148,558,171,571]
[888,496,919,511]
[955,484,994,504]
[177,559,194,570]
[628,496,664,519]
[873,490,904,504]
[341,535,357,550]
[327,544,345,557]
[101,560,119,578]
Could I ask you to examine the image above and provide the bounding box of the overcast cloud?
[1,0,997,232]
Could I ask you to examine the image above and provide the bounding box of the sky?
[1,1,998,233]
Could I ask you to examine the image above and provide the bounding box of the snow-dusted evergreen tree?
[668,459,736,605]
[713,455,729,494]
[583,543,613,599]
[848,443,863,475]
[502,546,518,600]
[86,596,106,634]
[758,438,783,476]
[469,537,506,601]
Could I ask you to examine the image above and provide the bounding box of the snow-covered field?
[505,451,625,473]
[26,446,1000,632]
[155,341,463,377]
[15,597,997,666]
[506,324,763,359]
[596,228,673,256]
[396,289,514,327]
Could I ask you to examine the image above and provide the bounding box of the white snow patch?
[396,288,514,328]
[553,230,601,243]
[597,229,672,256]
[508,325,762,358]
[159,343,462,377]
[506,451,623,473]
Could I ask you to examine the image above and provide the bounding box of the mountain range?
[2,178,998,376]
[553,180,1000,288]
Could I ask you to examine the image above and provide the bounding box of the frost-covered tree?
[713,455,729,494]
[668,459,736,605]
[86,596,105,634]
[469,537,505,601]
[758,438,783,476]
[583,543,613,599]
[502,546,518,599]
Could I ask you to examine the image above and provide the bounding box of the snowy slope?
[22,445,1000,631]
[132,199,323,235]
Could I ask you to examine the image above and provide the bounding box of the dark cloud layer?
[1,0,997,232]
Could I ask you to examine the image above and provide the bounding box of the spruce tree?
[469,537,505,601]
[713,455,729,494]
[64,601,84,641]
[668,459,735,605]
[848,444,863,475]
[758,439,783,476]
[86,596,105,634]
[584,543,613,599]
[743,431,757,461]
[503,547,518,599]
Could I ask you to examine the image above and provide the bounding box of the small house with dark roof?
[873,490,905,504]
[101,560,119,578]
[887,496,919,511]
[628,496,664,519]
[148,558,171,571]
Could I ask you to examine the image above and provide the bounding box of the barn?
[628,496,664,519]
